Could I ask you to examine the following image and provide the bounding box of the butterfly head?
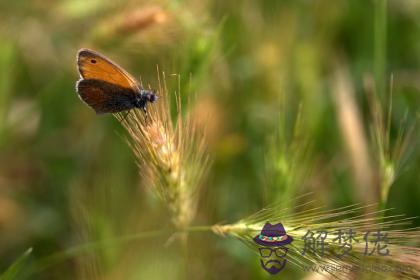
[140,89,158,103]
[135,89,158,113]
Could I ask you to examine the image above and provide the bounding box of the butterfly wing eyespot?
[77,48,139,91]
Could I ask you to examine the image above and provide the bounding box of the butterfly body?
[76,49,156,114]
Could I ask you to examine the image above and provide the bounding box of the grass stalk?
[116,70,210,232]
[213,199,420,278]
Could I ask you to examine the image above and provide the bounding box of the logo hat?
[253,222,293,246]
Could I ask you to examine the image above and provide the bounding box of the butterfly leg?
[142,106,149,124]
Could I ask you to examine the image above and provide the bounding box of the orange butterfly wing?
[77,48,140,91]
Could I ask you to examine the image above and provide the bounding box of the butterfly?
[76,48,157,115]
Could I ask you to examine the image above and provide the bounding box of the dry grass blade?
[332,65,376,205]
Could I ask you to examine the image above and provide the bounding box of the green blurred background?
[0,0,419,279]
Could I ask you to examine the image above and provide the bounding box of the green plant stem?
[25,225,214,278]
[374,0,387,97]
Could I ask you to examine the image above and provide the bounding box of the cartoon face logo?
[253,222,293,275]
